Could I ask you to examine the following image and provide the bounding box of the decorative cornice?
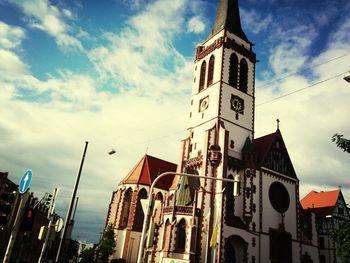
[195,37,224,61]
[224,38,256,63]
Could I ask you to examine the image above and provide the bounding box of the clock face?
[199,96,209,112]
[232,98,242,111]
[230,95,244,113]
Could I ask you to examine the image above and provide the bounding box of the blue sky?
[0,0,350,243]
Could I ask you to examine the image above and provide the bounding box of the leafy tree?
[67,239,79,260]
[99,224,116,262]
[80,247,95,263]
[332,221,350,263]
[332,134,350,153]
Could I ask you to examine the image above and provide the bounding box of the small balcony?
[163,205,193,215]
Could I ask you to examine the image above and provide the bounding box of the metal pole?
[38,187,59,263]
[136,172,237,263]
[55,141,88,263]
[3,191,29,263]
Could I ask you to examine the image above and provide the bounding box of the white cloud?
[268,25,317,76]
[7,0,83,51]
[0,49,28,77]
[187,16,206,34]
[0,21,26,49]
[241,9,273,34]
[88,0,195,99]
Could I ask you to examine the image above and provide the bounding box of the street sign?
[55,218,64,232]
[19,170,32,194]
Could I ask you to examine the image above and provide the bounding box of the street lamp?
[136,171,240,263]
[344,72,350,83]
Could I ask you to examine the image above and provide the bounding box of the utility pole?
[3,191,29,263]
[38,187,59,263]
[55,141,88,263]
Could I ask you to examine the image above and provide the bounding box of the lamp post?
[55,141,89,263]
[136,171,240,263]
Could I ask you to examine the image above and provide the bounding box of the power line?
[257,52,350,89]
[256,72,347,107]
[130,71,348,146]
[88,53,350,148]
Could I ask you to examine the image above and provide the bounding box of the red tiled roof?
[300,189,340,213]
[121,154,177,190]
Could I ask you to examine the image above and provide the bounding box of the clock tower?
[176,0,257,262]
[182,0,256,171]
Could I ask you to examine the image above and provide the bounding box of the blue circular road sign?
[19,170,33,194]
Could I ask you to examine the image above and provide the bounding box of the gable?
[254,130,297,179]
[262,139,297,178]
[335,191,350,218]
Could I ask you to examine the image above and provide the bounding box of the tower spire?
[211,0,248,42]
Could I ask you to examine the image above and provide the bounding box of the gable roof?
[121,154,177,190]
[300,189,340,213]
[253,132,276,164]
[253,129,297,178]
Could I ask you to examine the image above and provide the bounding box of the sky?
[0,0,349,243]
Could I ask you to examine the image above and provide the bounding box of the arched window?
[207,55,215,86]
[239,59,248,93]
[176,219,187,252]
[226,174,234,215]
[199,61,206,92]
[155,192,163,202]
[229,53,238,88]
[225,235,248,263]
[119,188,132,229]
[133,188,147,231]
[163,219,171,251]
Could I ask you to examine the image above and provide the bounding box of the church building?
[104,0,326,262]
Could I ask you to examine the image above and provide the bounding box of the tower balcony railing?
[163,205,193,215]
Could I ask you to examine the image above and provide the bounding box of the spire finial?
[211,0,248,41]
[276,119,280,130]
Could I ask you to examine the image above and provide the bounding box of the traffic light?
[21,207,35,231]
[45,192,53,206]
[0,191,16,229]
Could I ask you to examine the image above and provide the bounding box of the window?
[226,175,234,215]
[199,61,206,92]
[239,59,248,93]
[207,55,215,86]
[319,237,325,249]
[163,219,171,250]
[176,219,187,252]
[229,53,238,88]
[133,188,147,231]
[119,188,132,229]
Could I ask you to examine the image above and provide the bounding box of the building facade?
[104,0,326,262]
[301,189,350,263]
